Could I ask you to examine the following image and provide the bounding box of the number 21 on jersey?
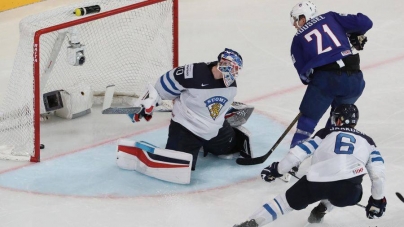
[304,24,342,55]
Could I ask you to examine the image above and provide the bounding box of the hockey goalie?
[115,48,255,184]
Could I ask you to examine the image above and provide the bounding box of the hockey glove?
[129,83,161,123]
[366,196,387,219]
[128,108,152,123]
[261,162,283,183]
[349,33,367,51]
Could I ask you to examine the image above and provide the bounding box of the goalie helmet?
[217,48,243,87]
[331,104,359,126]
[290,1,317,25]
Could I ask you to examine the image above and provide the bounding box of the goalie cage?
[0,0,178,162]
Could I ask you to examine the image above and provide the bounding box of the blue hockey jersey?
[290,12,372,84]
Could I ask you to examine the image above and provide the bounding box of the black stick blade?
[396,192,404,203]
[236,156,265,165]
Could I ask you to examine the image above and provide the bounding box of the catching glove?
[349,33,368,51]
[366,196,387,219]
[261,162,283,183]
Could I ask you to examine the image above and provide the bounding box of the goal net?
[0,0,178,161]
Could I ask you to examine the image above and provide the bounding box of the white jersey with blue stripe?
[278,126,385,199]
[154,62,237,140]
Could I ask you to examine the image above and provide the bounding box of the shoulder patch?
[184,64,194,79]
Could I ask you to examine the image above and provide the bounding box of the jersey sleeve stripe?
[160,76,180,96]
[297,143,312,154]
[308,140,318,149]
[165,71,180,91]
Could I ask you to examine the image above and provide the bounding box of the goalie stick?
[102,85,172,114]
[236,113,302,165]
[102,85,142,114]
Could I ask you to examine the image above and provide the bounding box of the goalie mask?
[331,104,359,126]
[217,48,243,87]
[290,1,317,26]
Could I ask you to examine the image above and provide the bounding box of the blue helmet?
[217,48,243,87]
[331,104,359,126]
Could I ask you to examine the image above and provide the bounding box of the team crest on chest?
[204,96,228,120]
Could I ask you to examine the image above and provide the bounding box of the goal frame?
[31,0,179,162]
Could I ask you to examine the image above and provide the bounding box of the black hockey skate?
[308,202,327,223]
[233,219,259,227]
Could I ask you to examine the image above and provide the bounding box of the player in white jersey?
[129,48,253,170]
[234,104,386,227]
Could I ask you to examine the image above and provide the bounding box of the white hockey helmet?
[290,1,317,25]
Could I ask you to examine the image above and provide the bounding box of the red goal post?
[0,0,178,162]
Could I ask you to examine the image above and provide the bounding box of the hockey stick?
[289,173,366,209]
[102,85,142,114]
[396,192,404,203]
[101,85,172,114]
[236,112,302,165]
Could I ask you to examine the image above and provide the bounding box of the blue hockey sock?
[290,115,317,148]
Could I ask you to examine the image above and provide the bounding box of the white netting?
[0,0,175,160]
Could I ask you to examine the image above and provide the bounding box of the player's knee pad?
[232,126,253,158]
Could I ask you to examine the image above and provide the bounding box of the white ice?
[0,0,403,226]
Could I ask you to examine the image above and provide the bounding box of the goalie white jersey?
[154,62,237,140]
[278,126,385,199]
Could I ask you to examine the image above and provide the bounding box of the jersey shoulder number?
[174,64,194,79]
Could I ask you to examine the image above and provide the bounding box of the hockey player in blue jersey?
[289,1,372,147]
[283,1,373,181]
[127,48,254,171]
[234,104,386,227]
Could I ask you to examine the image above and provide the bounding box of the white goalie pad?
[54,83,93,119]
[116,139,193,184]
